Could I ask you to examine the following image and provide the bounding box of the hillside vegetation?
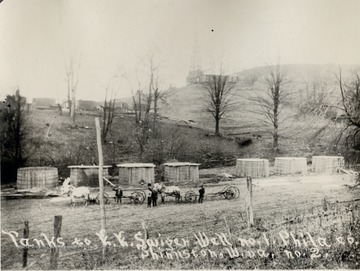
[2,64,359,183]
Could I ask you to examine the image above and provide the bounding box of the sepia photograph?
[1,0,359,269]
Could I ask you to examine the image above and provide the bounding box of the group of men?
[112,184,206,206]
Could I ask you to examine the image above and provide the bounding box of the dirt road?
[1,173,358,269]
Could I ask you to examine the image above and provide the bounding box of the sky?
[0,0,359,102]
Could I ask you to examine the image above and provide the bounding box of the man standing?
[147,183,153,208]
[198,185,205,203]
[112,185,123,204]
[152,188,158,207]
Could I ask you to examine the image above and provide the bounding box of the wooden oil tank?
[163,162,200,182]
[117,163,155,186]
[236,159,269,178]
[17,167,58,189]
[312,156,344,174]
[68,165,111,187]
[274,157,307,175]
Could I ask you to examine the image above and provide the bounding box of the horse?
[61,178,90,207]
[153,183,181,203]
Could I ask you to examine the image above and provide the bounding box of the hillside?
[155,64,350,141]
[118,64,358,133]
[2,64,357,184]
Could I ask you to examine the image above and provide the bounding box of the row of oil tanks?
[16,162,200,189]
[16,156,347,189]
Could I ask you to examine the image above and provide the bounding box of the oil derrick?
[187,34,203,85]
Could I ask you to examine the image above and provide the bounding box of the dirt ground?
[1,171,358,269]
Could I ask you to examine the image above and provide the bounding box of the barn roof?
[117,163,156,168]
[163,162,200,167]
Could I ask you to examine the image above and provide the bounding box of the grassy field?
[1,170,359,269]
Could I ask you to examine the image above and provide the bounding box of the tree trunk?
[153,98,157,131]
[215,117,220,136]
[68,85,72,116]
[71,88,76,124]
[273,125,279,151]
[139,144,144,161]
[57,103,62,115]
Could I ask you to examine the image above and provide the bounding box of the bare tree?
[65,56,81,124]
[150,65,166,132]
[131,68,145,125]
[336,69,360,149]
[132,91,140,124]
[131,57,156,159]
[297,75,338,118]
[102,76,119,144]
[335,68,360,188]
[249,64,290,151]
[132,93,152,160]
[201,73,237,136]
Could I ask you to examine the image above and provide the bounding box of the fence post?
[23,220,29,268]
[95,117,106,263]
[141,220,149,255]
[246,176,254,228]
[50,215,62,269]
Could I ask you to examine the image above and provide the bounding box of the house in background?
[76,100,99,111]
[187,70,239,85]
[32,98,57,109]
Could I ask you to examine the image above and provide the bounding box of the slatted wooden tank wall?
[17,167,58,189]
[68,165,111,187]
[117,163,155,185]
[163,162,200,182]
[274,157,307,175]
[312,156,345,174]
[236,159,269,178]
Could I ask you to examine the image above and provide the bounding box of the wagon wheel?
[138,190,146,200]
[131,191,145,204]
[223,186,237,200]
[185,190,197,203]
[234,187,240,199]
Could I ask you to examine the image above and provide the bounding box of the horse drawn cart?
[184,186,240,203]
[102,177,146,205]
[89,190,146,205]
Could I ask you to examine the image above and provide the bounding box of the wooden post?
[95,117,106,262]
[246,176,254,228]
[50,215,62,269]
[141,220,149,254]
[23,221,29,268]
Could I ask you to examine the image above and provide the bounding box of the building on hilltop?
[186,69,204,85]
[187,72,239,85]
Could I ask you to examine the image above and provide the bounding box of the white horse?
[153,183,181,203]
[61,178,90,207]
